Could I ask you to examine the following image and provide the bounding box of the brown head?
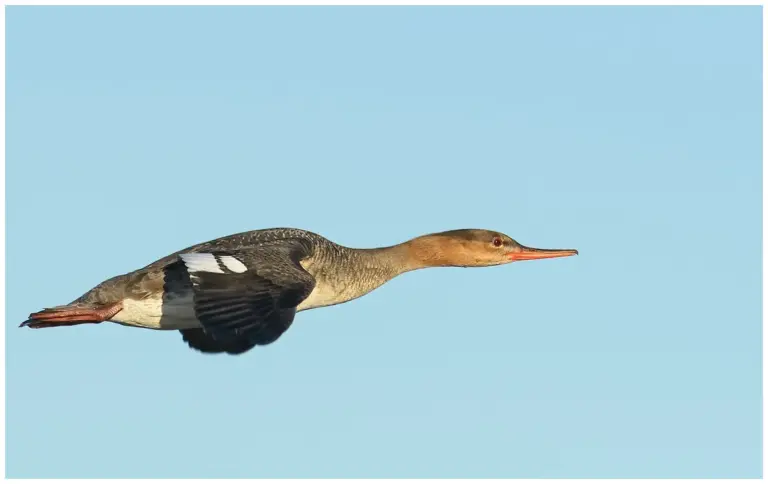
[405,229,578,269]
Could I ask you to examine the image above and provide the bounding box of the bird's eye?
[492,237,503,247]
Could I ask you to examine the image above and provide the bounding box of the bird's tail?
[20,302,123,329]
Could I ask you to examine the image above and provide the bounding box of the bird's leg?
[20,301,123,328]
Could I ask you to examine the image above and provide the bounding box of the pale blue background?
[6,6,762,478]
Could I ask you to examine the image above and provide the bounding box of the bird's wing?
[176,239,315,354]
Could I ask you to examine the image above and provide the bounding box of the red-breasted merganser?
[21,228,577,355]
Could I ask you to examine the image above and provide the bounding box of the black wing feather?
[178,239,315,354]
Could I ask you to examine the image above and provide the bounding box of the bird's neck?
[300,236,464,310]
[397,234,478,269]
[345,234,474,275]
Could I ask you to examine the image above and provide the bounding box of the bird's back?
[74,228,327,307]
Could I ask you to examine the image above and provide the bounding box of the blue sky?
[5,6,762,478]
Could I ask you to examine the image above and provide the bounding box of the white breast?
[296,282,339,311]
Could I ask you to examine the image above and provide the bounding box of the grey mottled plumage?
[70,228,408,354]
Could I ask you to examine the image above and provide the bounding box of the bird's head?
[406,229,578,268]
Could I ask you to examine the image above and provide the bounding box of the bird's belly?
[110,295,202,330]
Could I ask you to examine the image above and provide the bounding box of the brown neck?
[402,234,477,269]
[355,234,473,272]
[310,234,474,308]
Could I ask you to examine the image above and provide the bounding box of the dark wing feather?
[180,327,261,355]
[178,239,315,354]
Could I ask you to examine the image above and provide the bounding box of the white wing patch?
[220,255,247,273]
[180,253,224,274]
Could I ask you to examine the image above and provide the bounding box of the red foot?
[22,301,123,329]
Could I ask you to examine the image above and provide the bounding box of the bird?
[20,228,578,355]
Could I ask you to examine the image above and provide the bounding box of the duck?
[20,228,578,355]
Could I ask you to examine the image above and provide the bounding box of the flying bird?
[21,228,577,355]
